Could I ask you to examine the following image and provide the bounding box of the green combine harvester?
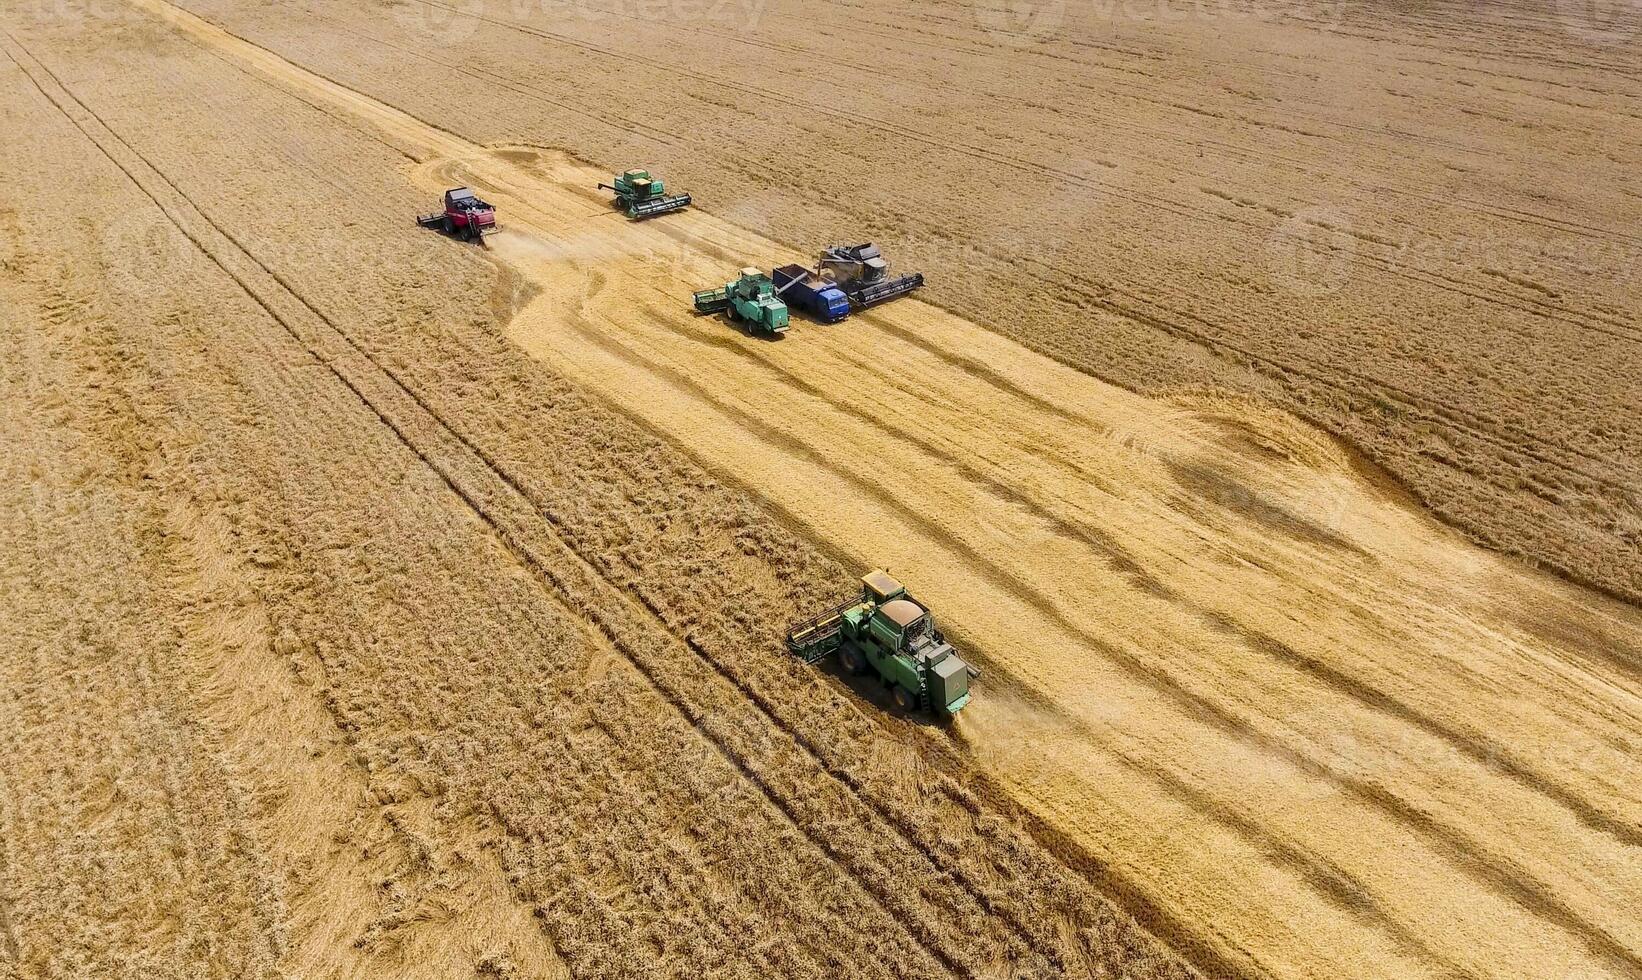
[692,268,790,335]
[787,570,979,718]
[597,168,692,219]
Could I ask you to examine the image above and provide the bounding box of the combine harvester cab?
[415,186,497,241]
[598,168,692,219]
[772,264,850,323]
[692,268,790,336]
[786,570,979,719]
[818,243,924,307]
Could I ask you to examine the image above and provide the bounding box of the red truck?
[416,187,496,241]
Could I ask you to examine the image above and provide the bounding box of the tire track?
[561,308,1482,978]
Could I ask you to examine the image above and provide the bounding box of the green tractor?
[692,268,790,335]
[787,570,979,719]
[597,168,692,219]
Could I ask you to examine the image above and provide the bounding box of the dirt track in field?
[1,0,1640,978]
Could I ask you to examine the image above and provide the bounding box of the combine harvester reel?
[786,569,979,719]
[598,168,692,219]
[415,186,497,243]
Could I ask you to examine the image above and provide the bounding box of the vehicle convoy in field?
[786,570,980,718]
[598,168,692,218]
[772,264,851,322]
[692,268,791,335]
[415,186,497,241]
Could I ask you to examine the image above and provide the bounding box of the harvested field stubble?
[1,0,1640,979]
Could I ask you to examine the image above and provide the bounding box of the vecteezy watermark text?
[505,0,767,25]
[973,0,1346,44]
[388,0,768,36]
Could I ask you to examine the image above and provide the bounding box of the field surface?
[0,0,1639,979]
[165,0,1642,606]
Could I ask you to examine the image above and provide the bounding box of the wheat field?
[0,0,1638,978]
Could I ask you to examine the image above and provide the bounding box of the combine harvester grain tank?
[786,570,979,719]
